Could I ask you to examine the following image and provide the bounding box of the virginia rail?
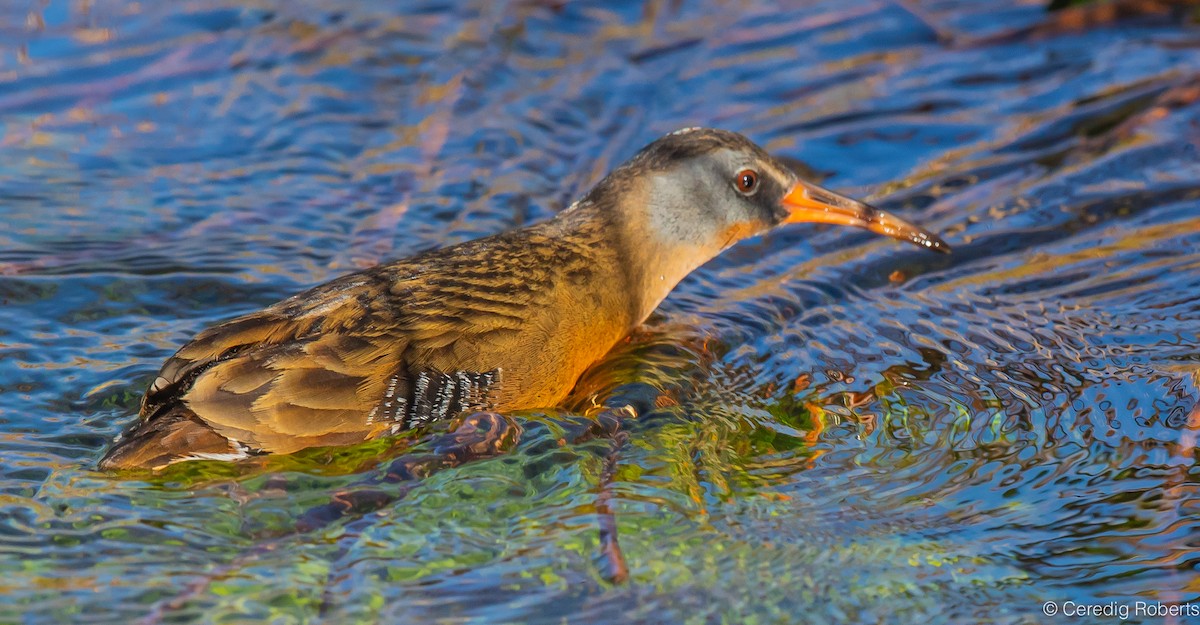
[100,128,949,470]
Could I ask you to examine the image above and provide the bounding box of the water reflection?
[1,0,1199,623]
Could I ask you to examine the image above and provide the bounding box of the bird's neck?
[551,188,715,327]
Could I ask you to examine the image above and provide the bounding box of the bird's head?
[610,127,949,254]
[572,128,950,320]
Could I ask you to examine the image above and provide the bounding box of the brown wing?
[136,266,510,455]
[140,272,392,419]
[182,331,406,453]
[136,272,413,452]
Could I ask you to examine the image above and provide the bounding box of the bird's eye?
[735,169,759,194]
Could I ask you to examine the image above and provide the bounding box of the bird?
[99,128,949,470]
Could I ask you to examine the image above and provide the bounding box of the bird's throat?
[580,209,711,326]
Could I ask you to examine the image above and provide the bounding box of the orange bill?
[781,181,950,254]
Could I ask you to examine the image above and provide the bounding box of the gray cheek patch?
[644,169,722,247]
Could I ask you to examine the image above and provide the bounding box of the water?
[2,1,1199,623]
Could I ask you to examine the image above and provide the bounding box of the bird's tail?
[98,407,245,470]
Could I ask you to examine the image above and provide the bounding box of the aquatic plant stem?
[595,426,631,584]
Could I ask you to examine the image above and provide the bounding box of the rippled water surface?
[3,1,1200,623]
